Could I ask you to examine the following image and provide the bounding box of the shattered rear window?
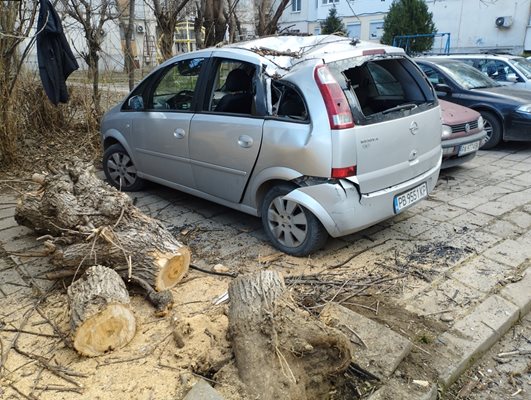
[330,57,436,124]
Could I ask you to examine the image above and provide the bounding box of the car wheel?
[479,111,502,150]
[103,144,144,191]
[261,184,328,256]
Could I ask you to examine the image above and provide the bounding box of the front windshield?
[437,61,501,89]
[512,58,531,79]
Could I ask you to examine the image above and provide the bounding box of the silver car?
[101,35,442,256]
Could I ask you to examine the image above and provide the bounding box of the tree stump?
[228,271,352,400]
[68,265,136,357]
[15,159,190,291]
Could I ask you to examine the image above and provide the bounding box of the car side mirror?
[128,95,144,111]
[506,73,519,83]
[434,83,452,97]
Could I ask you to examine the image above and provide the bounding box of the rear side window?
[331,57,436,123]
[271,81,308,122]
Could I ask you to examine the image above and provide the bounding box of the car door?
[188,57,264,203]
[131,57,205,188]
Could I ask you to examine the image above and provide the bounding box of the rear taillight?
[331,165,357,179]
[314,65,354,130]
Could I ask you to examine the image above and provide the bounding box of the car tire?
[479,111,502,150]
[103,144,144,191]
[261,184,329,256]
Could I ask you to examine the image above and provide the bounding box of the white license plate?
[393,183,428,213]
[458,141,480,156]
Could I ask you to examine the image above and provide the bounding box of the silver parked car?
[101,35,442,256]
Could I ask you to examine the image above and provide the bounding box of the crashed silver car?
[101,35,442,256]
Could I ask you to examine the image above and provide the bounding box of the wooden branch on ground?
[15,159,191,291]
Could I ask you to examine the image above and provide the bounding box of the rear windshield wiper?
[381,103,418,115]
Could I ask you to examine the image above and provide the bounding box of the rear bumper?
[283,157,441,238]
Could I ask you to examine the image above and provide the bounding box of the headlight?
[442,124,453,139]
[517,104,531,113]
[477,116,484,130]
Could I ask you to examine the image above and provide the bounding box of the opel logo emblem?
[465,123,471,133]
[410,121,419,135]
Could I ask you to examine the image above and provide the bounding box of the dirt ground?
[1,122,530,399]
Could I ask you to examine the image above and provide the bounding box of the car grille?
[451,120,478,134]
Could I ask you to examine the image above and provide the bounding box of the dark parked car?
[416,58,531,149]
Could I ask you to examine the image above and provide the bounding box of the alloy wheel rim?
[267,197,308,248]
[481,119,493,147]
[107,152,137,189]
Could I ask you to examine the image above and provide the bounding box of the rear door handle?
[174,128,186,139]
[238,135,253,148]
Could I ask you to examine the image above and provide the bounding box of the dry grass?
[0,73,117,177]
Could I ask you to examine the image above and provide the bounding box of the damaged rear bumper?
[283,158,441,238]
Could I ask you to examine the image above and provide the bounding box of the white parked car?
[433,54,531,89]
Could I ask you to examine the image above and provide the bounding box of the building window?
[369,21,384,40]
[292,0,301,12]
[322,0,339,5]
[314,27,321,35]
[346,23,361,39]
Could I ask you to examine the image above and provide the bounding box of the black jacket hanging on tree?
[36,0,79,105]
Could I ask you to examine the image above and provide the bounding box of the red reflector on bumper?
[331,165,357,178]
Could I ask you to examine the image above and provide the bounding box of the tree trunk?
[228,271,352,400]
[15,159,191,291]
[68,265,136,357]
[88,48,101,116]
[158,19,175,61]
[53,211,190,291]
[125,0,135,91]
[194,1,204,49]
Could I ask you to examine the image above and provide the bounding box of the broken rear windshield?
[329,57,436,121]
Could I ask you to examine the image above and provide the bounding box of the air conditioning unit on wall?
[136,25,144,33]
[495,16,513,28]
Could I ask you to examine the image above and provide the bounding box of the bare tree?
[60,0,118,115]
[147,0,190,61]
[256,0,290,37]
[0,0,38,164]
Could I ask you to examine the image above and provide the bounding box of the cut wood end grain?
[73,303,136,357]
[154,247,191,291]
[68,265,137,357]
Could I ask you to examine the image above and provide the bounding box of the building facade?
[278,0,389,41]
[277,0,531,54]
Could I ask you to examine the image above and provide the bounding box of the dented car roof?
[157,35,407,78]
[225,35,406,76]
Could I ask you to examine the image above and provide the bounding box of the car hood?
[439,99,479,125]
[474,86,531,104]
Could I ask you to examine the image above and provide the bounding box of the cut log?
[15,159,190,290]
[52,216,191,291]
[67,265,136,357]
[228,271,352,400]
